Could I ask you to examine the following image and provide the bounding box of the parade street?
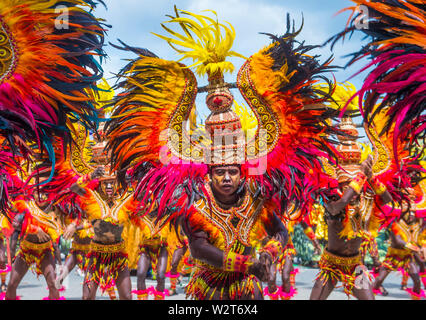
[10,266,411,300]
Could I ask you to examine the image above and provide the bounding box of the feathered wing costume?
[106,9,343,226]
[0,0,107,216]
[327,0,425,162]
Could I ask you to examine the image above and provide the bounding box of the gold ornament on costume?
[154,8,249,165]
[336,116,362,183]
[0,18,17,84]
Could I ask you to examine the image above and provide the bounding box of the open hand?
[248,253,272,282]
[36,227,51,242]
[90,166,105,180]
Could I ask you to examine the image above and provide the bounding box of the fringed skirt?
[185,265,262,300]
[139,237,167,273]
[382,247,412,272]
[360,235,379,258]
[68,242,91,272]
[316,249,362,296]
[86,241,128,293]
[16,240,53,276]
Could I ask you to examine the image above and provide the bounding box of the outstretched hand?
[248,253,272,282]
[90,166,105,180]
[36,227,50,243]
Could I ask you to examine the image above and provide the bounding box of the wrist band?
[349,172,367,194]
[223,251,252,273]
[76,174,90,187]
[260,239,283,262]
[371,176,387,195]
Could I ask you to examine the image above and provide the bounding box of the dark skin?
[70,166,132,300]
[310,156,392,300]
[373,212,425,295]
[0,237,8,292]
[184,165,288,300]
[55,223,92,289]
[6,208,61,300]
[136,245,168,294]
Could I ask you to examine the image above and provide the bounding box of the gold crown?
[336,116,362,182]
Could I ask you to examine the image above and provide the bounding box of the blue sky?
[96,0,370,141]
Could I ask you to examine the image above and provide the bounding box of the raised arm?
[325,156,373,216]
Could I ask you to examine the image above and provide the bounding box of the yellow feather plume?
[359,142,373,163]
[232,100,258,141]
[95,78,115,115]
[152,7,247,77]
[314,81,359,112]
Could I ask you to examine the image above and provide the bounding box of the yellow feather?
[153,8,247,77]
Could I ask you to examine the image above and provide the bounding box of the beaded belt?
[20,240,52,251]
[321,248,361,267]
[72,242,91,252]
[387,247,411,257]
[90,241,125,253]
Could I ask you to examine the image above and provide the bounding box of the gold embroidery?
[167,67,204,162]
[237,59,280,159]
[194,184,263,248]
[70,123,95,176]
[0,19,17,84]
[90,190,133,223]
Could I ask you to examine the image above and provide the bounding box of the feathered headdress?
[106,8,343,223]
[326,0,425,163]
[0,0,108,214]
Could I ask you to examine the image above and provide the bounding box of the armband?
[348,172,367,194]
[371,176,387,195]
[223,251,252,273]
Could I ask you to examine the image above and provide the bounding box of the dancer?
[373,182,426,300]
[310,116,393,300]
[5,194,64,300]
[106,7,347,300]
[132,208,170,300]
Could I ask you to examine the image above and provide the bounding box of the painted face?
[99,178,117,199]
[210,165,241,197]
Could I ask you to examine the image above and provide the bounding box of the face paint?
[100,178,117,200]
[210,165,241,197]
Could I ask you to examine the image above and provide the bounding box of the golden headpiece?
[153,7,247,166]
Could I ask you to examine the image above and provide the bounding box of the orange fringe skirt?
[68,242,91,272]
[16,240,54,276]
[185,265,262,300]
[139,237,167,273]
[316,249,362,296]
[86,241,128,292]
[382,247,412,272]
